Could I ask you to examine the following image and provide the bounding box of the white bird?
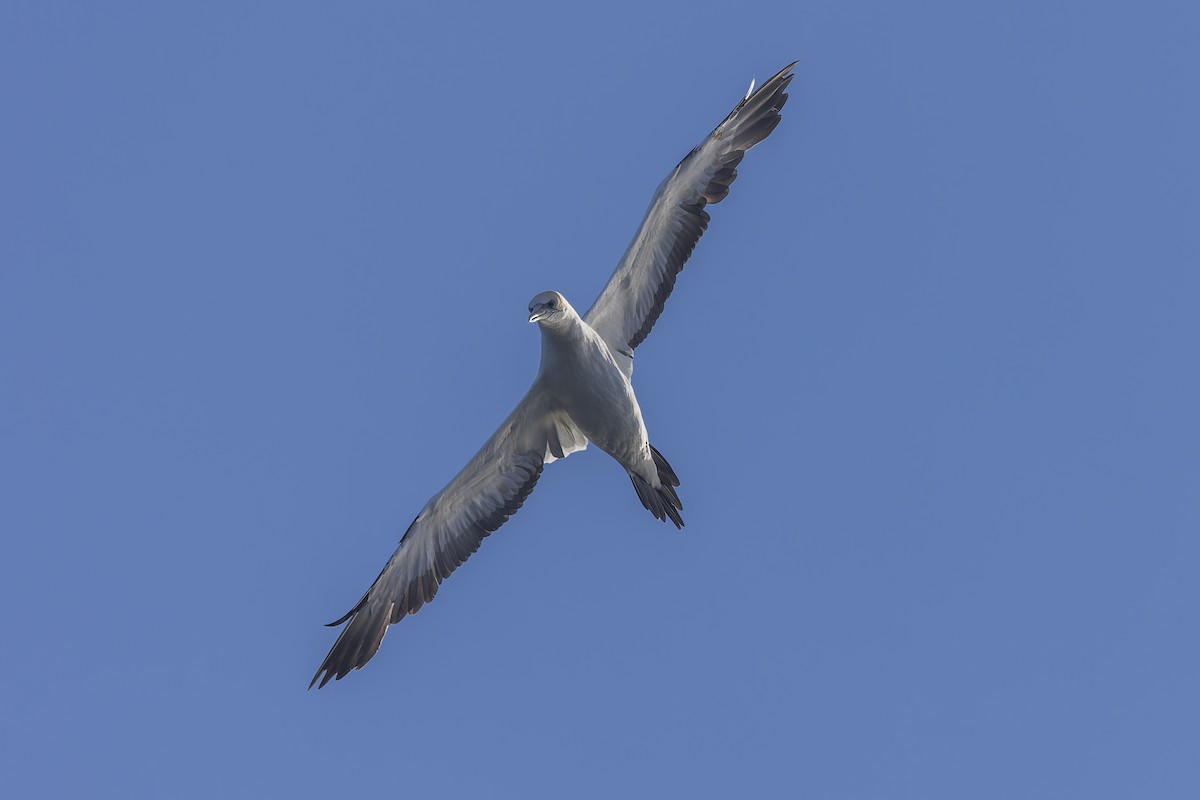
[311,62,796,688]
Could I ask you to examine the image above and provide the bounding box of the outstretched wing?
[310,383,586,688]
[584,62,796,373]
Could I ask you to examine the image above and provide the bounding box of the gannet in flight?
[312,62,796,688]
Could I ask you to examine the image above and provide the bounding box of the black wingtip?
[309,651,342,689]
[735,61,797,109]
[765,61,799,87]
[309,670,338,690]
[309,660,332,690]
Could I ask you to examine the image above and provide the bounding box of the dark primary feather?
[584,62,796,362]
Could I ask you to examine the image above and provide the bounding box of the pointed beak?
[528,305,547,323]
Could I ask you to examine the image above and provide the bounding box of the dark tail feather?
[629,444,684,529]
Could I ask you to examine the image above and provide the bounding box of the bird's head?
[528,291,572,326]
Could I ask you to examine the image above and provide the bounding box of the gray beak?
[528,305,548,323]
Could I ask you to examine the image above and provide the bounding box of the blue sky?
[2,1,1197,797]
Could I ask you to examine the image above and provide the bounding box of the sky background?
[2,1,1197,797]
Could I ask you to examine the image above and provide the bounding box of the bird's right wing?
[584,62,796,374]
[310,382,586,688]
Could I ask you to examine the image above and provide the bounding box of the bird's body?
[534,294,654,484]
[311,62,796,688]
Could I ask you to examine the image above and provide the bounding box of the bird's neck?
[537,315,586,372]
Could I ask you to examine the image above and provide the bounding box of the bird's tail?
[629,444,684,529]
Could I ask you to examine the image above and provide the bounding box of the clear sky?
[2,1,1197,797]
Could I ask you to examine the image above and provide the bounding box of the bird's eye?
[548,298,558,309]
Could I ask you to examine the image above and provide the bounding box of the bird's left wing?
[310,382,586,688]
[584,62,795,374]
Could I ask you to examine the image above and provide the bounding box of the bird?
[311,62,796,689]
